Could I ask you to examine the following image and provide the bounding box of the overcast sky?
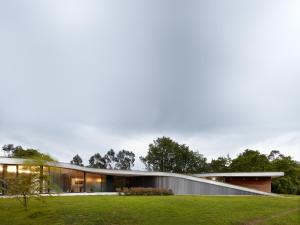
[0,0,300,168]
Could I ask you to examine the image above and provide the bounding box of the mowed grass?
[0,195,299,225]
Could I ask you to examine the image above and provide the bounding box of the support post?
[84,171,86,192]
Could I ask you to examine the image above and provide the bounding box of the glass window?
[0,165,3,180]
[49,168,84,193]
[86,173,103,192]
[18,165,40,174]
[42,166,50,193]
[6,165,17,178]
[60,168,84,193]
[49,167,62,193]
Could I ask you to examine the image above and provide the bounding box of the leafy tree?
[2,144,54,161]
[115,150,135,170]
[0,157,55,209]
[13,147,54,161]
[140,137,208,173]
[268,151,300,194]
[70,154,84,166]
[104,149,117,169]
[89,149,135,170]
[209,155,232,172]
[2,144,15,156]
[230,149,270,172]
[88,153,107,169]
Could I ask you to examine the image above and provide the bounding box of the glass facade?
[0,164,111,194]
[61,168,84,193]
[6,165,17,178]
[86,173,105,192]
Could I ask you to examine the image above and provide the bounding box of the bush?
[116,187,173,196]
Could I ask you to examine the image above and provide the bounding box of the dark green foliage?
[2,144,15,156]
[88,149,135,170]
[229,149,270,172]
[268,151,300,195]
[140,136,208,173]
[70,154,84,166]
[208,155,232,172]
[105,149,116,169]
[115,150,135,170]
[88,153,107,169]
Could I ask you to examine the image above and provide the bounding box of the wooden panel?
[225,177,271,192]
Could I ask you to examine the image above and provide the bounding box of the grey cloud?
[0,0,299,162]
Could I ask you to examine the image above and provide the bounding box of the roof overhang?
[194,172,284,178]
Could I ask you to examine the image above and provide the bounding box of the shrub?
[116,187,173,196]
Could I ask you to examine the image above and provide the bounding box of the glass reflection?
[86,173,103,192]
[6,165,16,178]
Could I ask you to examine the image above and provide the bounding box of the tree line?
[2,136,300,194]
[71,149,135,170]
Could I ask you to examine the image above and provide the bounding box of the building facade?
[0,158,282,196]
[194,172,284,193]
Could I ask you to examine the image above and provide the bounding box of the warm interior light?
[96,178,102,183]
[0,165,3,172]
[7,166,16,173]
[19,166,31,174]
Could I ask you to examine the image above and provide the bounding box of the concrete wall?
[155,176,258,195]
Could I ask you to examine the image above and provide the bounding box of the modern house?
[0,158,283,196]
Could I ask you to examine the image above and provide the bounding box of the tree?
[140,137,208,173]
[209,155,232,172]
[13,147,54,161]
[88,153,107,169]
[2,144,15,156]
[104,149,116,169]
[115,150,135,170]
[230,149,270,172]
[88,149,135,170]
[268,151,300,194]
[70,154,84,166]
[0,157,55,209]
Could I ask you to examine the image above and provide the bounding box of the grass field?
[0,195,299,225]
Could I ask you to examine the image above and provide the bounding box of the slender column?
[83,172,86,192]
[2,165,7,195]
[16,164,19,177]
[39,166,43,193]
[48,167,51,193]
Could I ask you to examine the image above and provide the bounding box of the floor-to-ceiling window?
[0,165,3,177]
[61,168,84,193]
[86,173,105,192]
[6,165,17,178]
[0,164,110,194]
[49,167,85,193]
[49,167,62,193]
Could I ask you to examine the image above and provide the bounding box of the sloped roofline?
[0,157,279,196]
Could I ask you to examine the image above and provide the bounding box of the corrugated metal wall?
[155,176,257,195]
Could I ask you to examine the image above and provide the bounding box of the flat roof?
[194,172,284,178]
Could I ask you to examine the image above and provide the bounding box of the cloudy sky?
[0,0,300,168]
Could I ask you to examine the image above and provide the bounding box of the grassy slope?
[0,196,299,225]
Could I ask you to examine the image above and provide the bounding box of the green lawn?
[0,195,299,225]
